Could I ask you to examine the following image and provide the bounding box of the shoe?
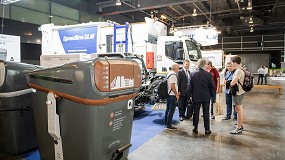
[205,130,212,135]
[211,115,215,119]
[166,126,177,130]
[233,118,237,121]
[192,128,198,134]
[230,128,242,134]
[179,117,184,121]
[223,117,230,120]
[234,124,244,130]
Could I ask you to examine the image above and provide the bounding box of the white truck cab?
[156,36,202,73]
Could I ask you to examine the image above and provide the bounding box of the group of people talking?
[164,56,245,135]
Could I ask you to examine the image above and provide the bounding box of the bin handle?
[111,143,132,160]
[28,83,138,106]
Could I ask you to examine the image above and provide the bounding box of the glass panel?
[185,40,202,61]
[0,5,10,18]
[51,16,78,25]
[80,11,100,23]
[14,0,49,13]
[11,6,49,25]
[51,2,79,21]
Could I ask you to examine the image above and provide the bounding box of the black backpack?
[157,74,176,99]
[238,65,254,92]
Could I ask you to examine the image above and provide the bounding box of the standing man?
[264,65,269,85]
[223,62,237,121]
[205,61,220,119]
[165,63,180,130]
[230,56,245,134]
[178,60,191,121]
[257,65,265,85]
[189,59,214,135]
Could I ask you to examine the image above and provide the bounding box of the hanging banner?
[175,28,218,46]
[0,34,20,62]
[57,26,98,54]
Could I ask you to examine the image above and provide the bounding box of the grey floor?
[129,78,285,160]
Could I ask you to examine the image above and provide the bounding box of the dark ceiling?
[51,0,285,36]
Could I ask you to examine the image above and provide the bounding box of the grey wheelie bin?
[0,61,38,154]
[27,58,141,160]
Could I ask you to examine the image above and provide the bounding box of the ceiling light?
[247,0,252,10]
[249,17,253,24]
[160,14,167,20]
[192,9,197,16]
[115,0,121,6]
[169,23,174,33]
[0,0,21,5]
[250,27,254,32]
[150,11,154,19]
[24,32,32,36]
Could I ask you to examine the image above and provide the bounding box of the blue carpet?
[130,105,179,152]
[23,105,179,160]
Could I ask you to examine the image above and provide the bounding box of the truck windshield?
[185,40,202,61]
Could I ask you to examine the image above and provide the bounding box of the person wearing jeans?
[205,61,220,119]
[264,65,268,85]
[164,63,180,130]
[223,62,237,120]
[257,65,265,85]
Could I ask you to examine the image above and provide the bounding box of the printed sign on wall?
[0,34,20,62]
[58,26,97,54]
[202,50,223,68]
[175,28,218,46]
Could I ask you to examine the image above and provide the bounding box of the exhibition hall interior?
[0,0,285,160]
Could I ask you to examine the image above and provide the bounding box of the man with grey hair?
[164,63,180,130]
[189,59,215,135]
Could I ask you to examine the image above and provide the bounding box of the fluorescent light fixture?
[0,0,21,5]
[250,27,254,32]
[161,14,167,20]
[115,0,121,6]
[249,17,253,24]
[247,0,252,10]
[169,24,174,33]
[192,9,197,16]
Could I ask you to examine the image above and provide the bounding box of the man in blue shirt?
[223,62,237,120]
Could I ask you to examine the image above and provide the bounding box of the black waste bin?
[27,58,141,160]
[0,61,38,154]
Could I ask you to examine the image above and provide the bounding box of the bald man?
[165,63,180,130]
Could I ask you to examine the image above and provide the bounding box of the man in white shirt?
[230,56,245,134]
[257,65,265,85]
[264,65,269,85]
[165,63,180,130]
